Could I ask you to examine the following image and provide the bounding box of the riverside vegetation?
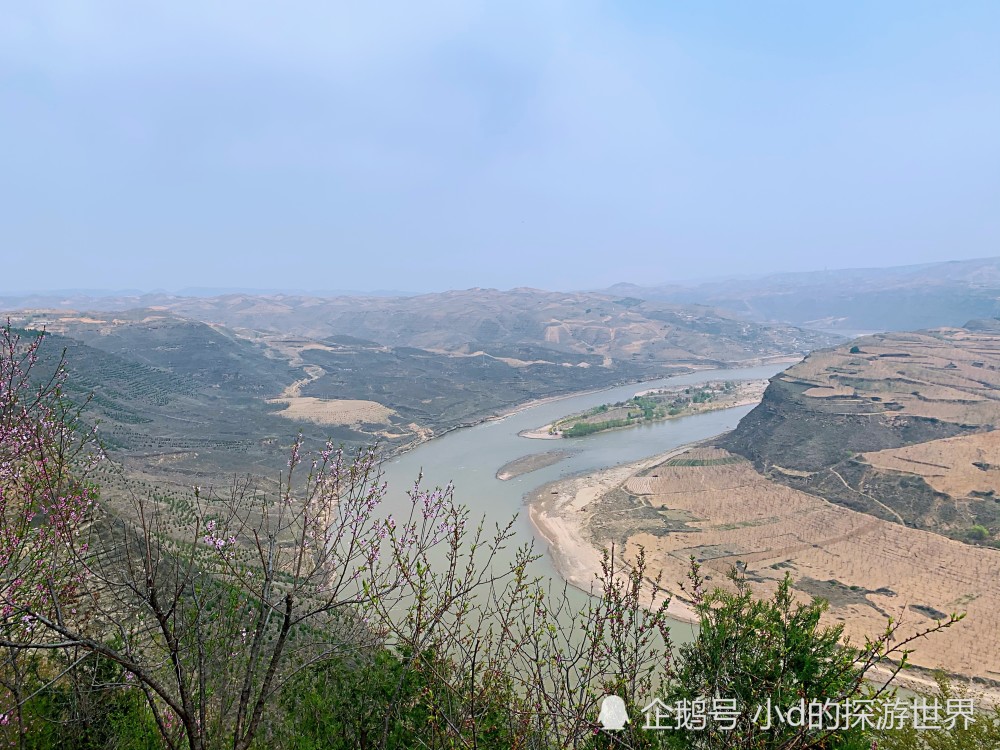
[549,381,766,438]
[0,325,996,749]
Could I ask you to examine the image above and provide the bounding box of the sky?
[2,1,999,293]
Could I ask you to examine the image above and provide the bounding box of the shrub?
[967,524,990,541]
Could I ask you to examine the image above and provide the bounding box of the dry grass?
[802,385,857,398]
[862,431,1000,498]
[270,397,395,427]
[664,446,732,462]
[601,449,1000,681]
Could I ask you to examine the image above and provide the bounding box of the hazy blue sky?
[2,2,998,293]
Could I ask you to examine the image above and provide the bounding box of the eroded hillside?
[548,329,1000,681]
[612,448,1000,681]
[720,327,1000,544]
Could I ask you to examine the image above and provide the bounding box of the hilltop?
[2,287,831,365]
[720,326,1000,543]
[10,257,1000,335]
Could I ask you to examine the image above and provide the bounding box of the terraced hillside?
[17,325,323,487]
[566,327,1000,680]
[1,304,783,494]
[720,326,1000,545]
[10,311,673,450]
[5,320,556,478]
[163,288,833,366]
[606,448,1000,682]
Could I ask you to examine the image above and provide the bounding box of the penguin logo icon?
[598,695,629,731]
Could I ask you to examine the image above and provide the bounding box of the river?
[377,363,790,634]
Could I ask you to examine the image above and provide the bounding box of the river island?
[520,379,767,439]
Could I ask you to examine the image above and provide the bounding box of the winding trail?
[828,466,906,525]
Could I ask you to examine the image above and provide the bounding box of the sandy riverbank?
[384,371,700,458]
[526,443,707,625]
[388,360,791,459]
[518,425,560,439]
[495,368,698,421]
[525,441,1000,706]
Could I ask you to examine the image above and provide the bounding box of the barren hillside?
[720,327,1000,544]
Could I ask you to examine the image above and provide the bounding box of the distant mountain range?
[6,288,833,368]
[602,256,1000,331]
[5,256,999,334]
[153,288,832,365]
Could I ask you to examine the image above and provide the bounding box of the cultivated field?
[721,328,1000,543]
[785,328,1000,426]
[601,449,1000,681]
[862,431,1000,499]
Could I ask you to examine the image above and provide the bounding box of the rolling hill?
[4,288,836,367]
[1,296,836,492]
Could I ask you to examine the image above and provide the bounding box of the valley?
[6,276,1000,693]
[533,323,1000,686]
[4,294,834,492]
[7,5,1000,742]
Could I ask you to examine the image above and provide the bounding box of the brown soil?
[615,450,1000,682]
[862,431,1000,499]
[270,397,396,426]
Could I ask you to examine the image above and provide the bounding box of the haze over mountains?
[4,255,1000,496]
[5,256,999,334]
[603,256,1000,331]
[6,256,1000,688]
[5,2,999,740]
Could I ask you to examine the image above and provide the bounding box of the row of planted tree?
[0,324,996,750]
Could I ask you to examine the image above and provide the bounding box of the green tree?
[658,561,960,750]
